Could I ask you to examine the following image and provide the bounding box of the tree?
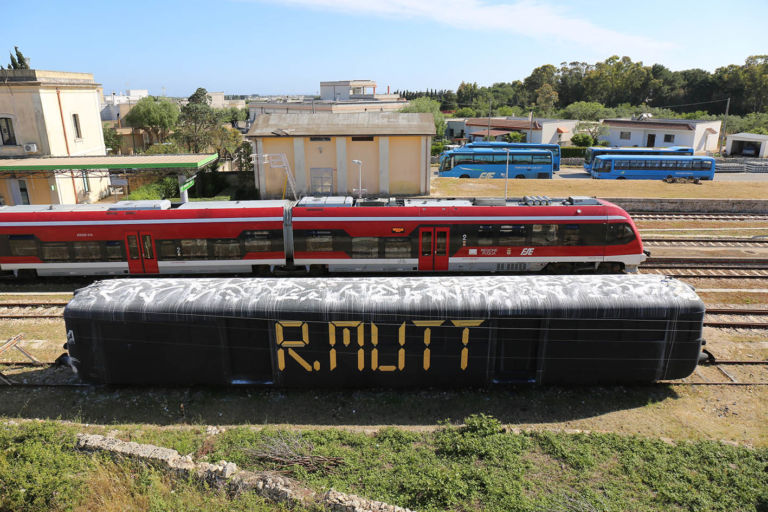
[175,88,220,153]
[144,142,183,154]
[6,46,29,70]
[234,141,253,172]
[102,125,121,154]
[221,107,248,127]
[562,101,609,121]
[400,97,445,138]
[456,82,479,108]
[440,91,458,111]
[505,131,526,143]
[211,126,243,159]
[454,107,476,118]
[496,105,523,117]
[124,96,179,144]
[575,121,608,143]
[535,84,559,113]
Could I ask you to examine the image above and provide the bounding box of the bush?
[126,177,179,200]
[431,141,445,156]
[505,131,526,143]
[454,107,476,118]
[570,133,594,147]
[560,146,588,158]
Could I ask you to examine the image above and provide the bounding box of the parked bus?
[584,146,694,172]
[438,147,553,179]
[466,142,562,171]
[591,155,715,180]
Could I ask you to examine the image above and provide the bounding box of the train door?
[418,227,450,271]
[124,232,159,274]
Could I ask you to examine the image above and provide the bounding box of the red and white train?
[0,195,647,277]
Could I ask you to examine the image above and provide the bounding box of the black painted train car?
[63,275,705,386]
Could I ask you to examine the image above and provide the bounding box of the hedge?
[560,146,587,158]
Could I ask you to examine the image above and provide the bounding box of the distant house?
[0,69,109,205]
[246,112,435,198]
[461,117,578,145]
[725,132,768,158]
[601,117,721,154]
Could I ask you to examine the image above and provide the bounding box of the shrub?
[570,133,594,147]
[560,146,588,158]
[431,141,445,156]
[126,177,179,200]
[454,107,476,118]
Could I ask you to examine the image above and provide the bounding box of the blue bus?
[438,147,553,179]
[465,141,562,171]
[591,155,715,180]
[584,146,694,172]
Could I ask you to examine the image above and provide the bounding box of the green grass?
[2,416,767,512]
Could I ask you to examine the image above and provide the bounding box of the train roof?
[594,154,714,161]
[0,199,291,214]
[294,196,604,207]
[65,275,703,321]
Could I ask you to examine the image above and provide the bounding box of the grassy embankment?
[2,416,766,512]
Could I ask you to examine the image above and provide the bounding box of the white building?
[725,132,768,157]
[462,117,578,145]
[601,118,721,154]
[100,89,149,121]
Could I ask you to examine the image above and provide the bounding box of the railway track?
[641,268,768,279]
[634,213,768,221]
[644,238,768,249]
[643,257,768,270]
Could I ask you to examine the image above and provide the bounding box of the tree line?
[106,88,252,170]
[396,55,768,120]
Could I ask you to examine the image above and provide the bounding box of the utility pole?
[720,97,730,153]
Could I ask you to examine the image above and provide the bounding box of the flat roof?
[0,153,218,171]
[246,113,435,137]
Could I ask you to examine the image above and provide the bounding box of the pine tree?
[14,47,29,69]
[9,52,19,69]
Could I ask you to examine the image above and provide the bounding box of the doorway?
[646,134,656,147]
[417,227,449,271]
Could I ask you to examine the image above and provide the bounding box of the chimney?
[387,85,390,94]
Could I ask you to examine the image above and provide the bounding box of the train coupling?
[643,249,652,257]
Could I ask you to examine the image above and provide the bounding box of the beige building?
[246,113,435,198]
[0,69,109,205]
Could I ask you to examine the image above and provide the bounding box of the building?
[461,117,578,145]
[246,112,434,198]
[600,117,721,154]
[207,92,246,110]
[248,80,407,121]
[0,68,109,205]
[100,89,149,121]
[725,132,768,157]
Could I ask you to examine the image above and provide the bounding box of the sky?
[4,0,767,98]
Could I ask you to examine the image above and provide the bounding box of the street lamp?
[352,159,363,199]
[504,148,510,202]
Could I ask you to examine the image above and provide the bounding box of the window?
[454,154,473,165]
[72,114,82,139]
[73,241,101,260]
[180,239,206,258]
[663,134,675,143]
[606,223,636,245]
[8,235,37,257]
[243,231,272,252]
[126,236,139,260]
[351,237,379,258]
[473,154,493,163]
[158,240,179,259]
[41,242,68,261]
[0,117,17,146]
[619,131,631,140]
[309,168,333,195]
[351,136,374,141]
[532,154,552,164]
[17,179,30,205]
[477,225,494,246]
[498,225,527,245]
[530,224,558,246]
[212,239,241,258]
[142,236,154,259]
[384,238,411,258]
[511,154,532,165]
[105,241,124,261]
[309,137,331,142]
[306,231,333,252]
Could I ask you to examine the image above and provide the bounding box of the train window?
[384,238,411,258]
[41,242,69,261]
[477,225,494,246]
[180,239,207,258]
[8,236,37,257]
[306,231,333,252]
[73,241,101,260]
[351,237,379,258]
[579,224,606,245]
[243,231,272,252]
[530,224,558,245]
[421,231,432,256]
[105,241,124,261]
[213,240,241,259]
[142,236,154,259]
[498,225,527,245]
[435,231,447,256]
[606,223,636,245]
[126,236,139,260]
[157,240,179,259]
[561,225,581,246]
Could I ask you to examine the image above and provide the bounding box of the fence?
[715,158,768,173]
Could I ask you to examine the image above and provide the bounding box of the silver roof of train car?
[65,275,703,321]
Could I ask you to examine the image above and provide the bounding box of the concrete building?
[100,89,149,122]
[248,80,406,121]
[246,113,435,198]
[600,117,721,154]
[463,117,578,145]
[0,69,109,205]
[725,132,768,157]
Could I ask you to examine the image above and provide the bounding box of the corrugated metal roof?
[0,154,218,170]
[465,118,542,130]
[246,112,435,137]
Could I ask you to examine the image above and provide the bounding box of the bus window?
[532,154,551,164]
[512,154,532,164]
[474,154,493,163]
[454,154,473,165]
